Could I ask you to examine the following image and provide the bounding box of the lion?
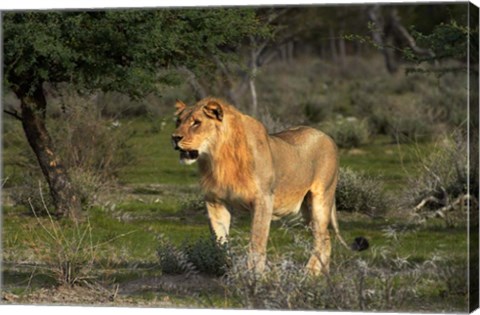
[171,97,350,275]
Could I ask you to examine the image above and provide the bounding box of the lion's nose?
[171,135,183,150]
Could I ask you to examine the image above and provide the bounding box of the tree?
[3,9,266,220]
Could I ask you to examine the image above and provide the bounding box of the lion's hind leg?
[305,189,334,276]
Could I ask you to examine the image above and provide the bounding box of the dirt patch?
[119,273,223,296]
[2,274,223,307]
[2,284,126,306]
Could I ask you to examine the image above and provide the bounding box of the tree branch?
[178,66,207,101]
[3,109,23,121]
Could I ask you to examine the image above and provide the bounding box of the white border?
[1,1,478,315]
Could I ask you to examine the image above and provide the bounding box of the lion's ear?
[203,101,223,121]
[175,100,187,116]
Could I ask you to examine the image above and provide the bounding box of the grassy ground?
[1,117,469,311]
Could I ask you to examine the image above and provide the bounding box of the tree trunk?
[368,5,398,74]
[178,66,207,101]
[14,84,82,220]
[338,29,347,69]
[249,36,259,117]
[329,27,338,63]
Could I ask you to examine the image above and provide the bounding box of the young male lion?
[171,97,348,275]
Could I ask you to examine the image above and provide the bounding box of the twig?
[110,284,119,302]
[3,109,23,121]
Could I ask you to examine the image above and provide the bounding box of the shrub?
[302,95,333,123]
[183,237,229,276]
[52,98,135,179]
[336,167,389,217]
[8,92,133,211]
[157,235,229,277]
[401,132,473,226]
[222,239,453,311]
[385,102,435,143]
[258,108,290,134]
[23,201,98,286]
[10,169,106,213]
[15,190,134,287]
[419,72,468,127]
[322,116,370,148]
[10,178,55,213]
[157,235,198,277]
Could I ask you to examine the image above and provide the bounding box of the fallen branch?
[413,195,443,212]
[432,194,477,219]
[413,194,475,219]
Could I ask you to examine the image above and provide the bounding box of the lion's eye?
[175,119,181,127]
[192,120,201,127]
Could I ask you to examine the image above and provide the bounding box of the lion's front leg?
[248,195,273,273]
[206,201,231,244]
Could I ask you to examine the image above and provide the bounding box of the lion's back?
[270,126,335,149]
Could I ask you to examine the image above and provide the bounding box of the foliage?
[157,235,229,277]
[8,95,132,210]
[258,108,290,134]
[384,102,435,143]
[322,116,370,148]
[402,132,473,226]
[10,171,105,214]
[52,95,135,180]
[23,202,99,286]
[222,228,465,312]
[406,19,477,71]
[3,8,271,218]
[157,235,197,277]
[336,167,388,216]
[349,70,465,141]
[3,9,269,97]
[302,95,334,123]
[10,177,55,212]
[183,237,229,277]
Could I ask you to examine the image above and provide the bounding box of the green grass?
[339,135,432,192]
[118,118,198,185]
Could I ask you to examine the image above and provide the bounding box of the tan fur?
[172,97,345,275]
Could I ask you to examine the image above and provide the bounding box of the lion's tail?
[330,201,350,250]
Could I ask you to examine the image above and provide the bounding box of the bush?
[384,102,435,143]
[258,108,290,134]
[52,98,134,179]
[401,132,473,226]
[10,177,55,213]
[8,92,133,211]
[157,235,229,277]
[302,95,333,123]
[157,235,198,277]
[23,205,99,286]
[183,237,229,276]
[10,169,106,213]
[322,116,370,148]
[222,238,456,311]
[336,167,388,217]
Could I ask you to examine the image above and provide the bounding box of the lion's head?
[171,98,224,165]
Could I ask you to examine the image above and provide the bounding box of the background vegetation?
[2,2,478,312]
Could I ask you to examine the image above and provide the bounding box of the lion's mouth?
[179,149,199,161]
